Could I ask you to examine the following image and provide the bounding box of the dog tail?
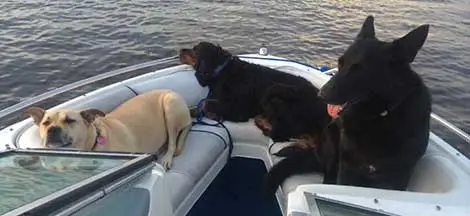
[263,148,323,196]
[175,124,190,156]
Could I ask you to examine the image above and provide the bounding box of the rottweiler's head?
[255,84,330,143]
[179,42,233,86]
[319,15,429,106]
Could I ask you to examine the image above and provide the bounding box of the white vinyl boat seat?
[406,139,470,194]
[407,154,455,193]
[165,123,229,208]
[123,65,209,107]
[277,139,469,197]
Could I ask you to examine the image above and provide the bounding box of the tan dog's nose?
[47,126,62,143]
[48,126,61,135]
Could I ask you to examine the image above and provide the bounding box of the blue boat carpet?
[186,157,283,216]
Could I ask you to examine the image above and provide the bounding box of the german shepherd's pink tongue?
[327,104,341,118]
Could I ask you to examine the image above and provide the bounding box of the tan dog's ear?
[179,49,196,65]
[24,107,46,125]
[80,109,105,123]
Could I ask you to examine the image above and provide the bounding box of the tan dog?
[24,89,192,170]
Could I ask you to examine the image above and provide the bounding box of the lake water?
[0,1,469,153]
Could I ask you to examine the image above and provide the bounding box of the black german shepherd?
[264,15,431,194]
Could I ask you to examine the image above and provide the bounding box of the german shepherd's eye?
[64,117,76,124]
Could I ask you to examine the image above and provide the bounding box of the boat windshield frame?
[1,148,155,216]
[304,192,401,216]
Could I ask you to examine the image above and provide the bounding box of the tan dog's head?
[24,107,105,149]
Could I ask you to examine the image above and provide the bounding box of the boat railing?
[0,55,179,121]
[430,112,470,158]
[430,113,470,145]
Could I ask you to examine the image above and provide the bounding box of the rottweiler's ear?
[392,24,430,63]
[357,15,375,39]
[24,107,46,125]
[80,109,105,123]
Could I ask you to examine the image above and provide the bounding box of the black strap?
[192,98,233,162]
[90,127,101,151]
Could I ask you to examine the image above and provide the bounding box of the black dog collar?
[194,57,234,87]
[212,57,234,77]
[338,88,417,118]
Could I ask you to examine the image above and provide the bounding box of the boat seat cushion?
[279,143,465,196]
[57,85,137,112]
[124,67,209,107]
[222,120,270,144]
[407,153,463,193]
[164,123,230,208]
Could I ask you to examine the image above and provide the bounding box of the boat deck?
[187,157,282,216]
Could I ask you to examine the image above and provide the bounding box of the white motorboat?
[0,48,469,216]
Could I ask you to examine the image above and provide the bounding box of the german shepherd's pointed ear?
[24,107,46,125]
[80,109,105,124]
[392,24,430,63]
[357,15,375,39]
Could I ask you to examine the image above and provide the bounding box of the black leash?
[192,98,234,161]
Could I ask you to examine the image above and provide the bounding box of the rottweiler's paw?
[254,115,272,135]
[273,146,306,158]
[189,107,199,117]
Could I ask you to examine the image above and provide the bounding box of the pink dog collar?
[96,136,106,145]
[91,128,105,150]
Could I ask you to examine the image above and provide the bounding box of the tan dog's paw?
[159,154,173,170]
